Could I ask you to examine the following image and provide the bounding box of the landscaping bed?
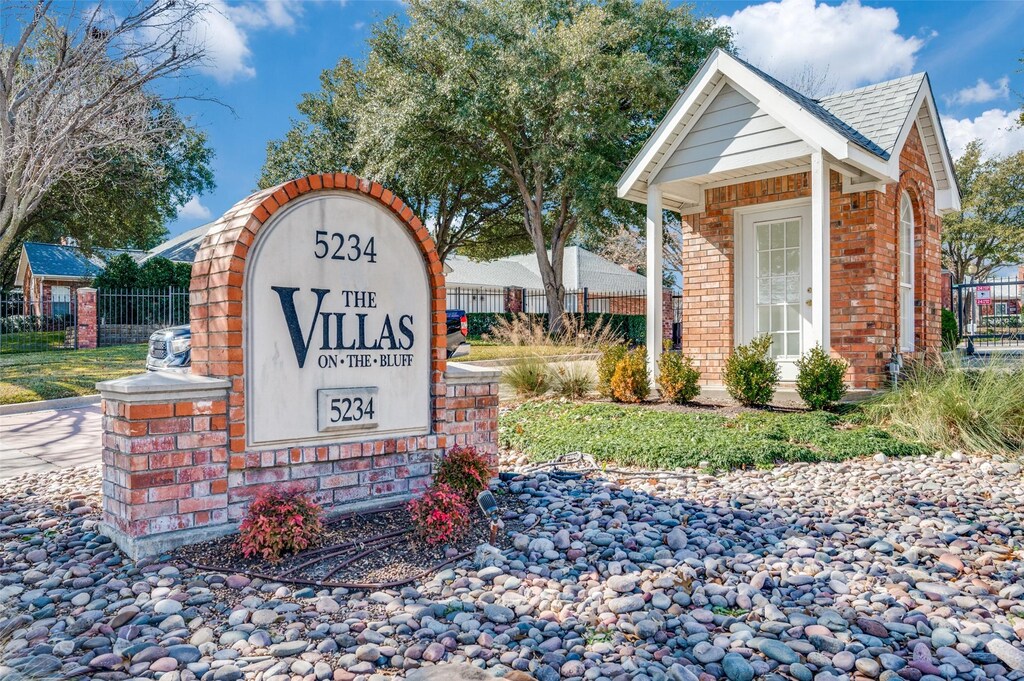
[0,343,147,404]
[175,495,527,588]
[500,400,930,470]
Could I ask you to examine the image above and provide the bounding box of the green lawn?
[453,341,596,362]
[500,401,929,471]
[0,344,148,405]
[0,330,71,354]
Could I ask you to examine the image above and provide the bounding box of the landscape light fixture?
[477,490,501,544]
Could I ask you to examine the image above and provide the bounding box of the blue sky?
[167,0,1024,239]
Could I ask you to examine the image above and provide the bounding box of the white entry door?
[738,204,812,381]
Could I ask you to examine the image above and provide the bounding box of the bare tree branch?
[0,0,208,260]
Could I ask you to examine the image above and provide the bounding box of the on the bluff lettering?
[272,287,415,368]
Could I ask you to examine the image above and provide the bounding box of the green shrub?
[723,334,780,407]
[941,309,960,351]
[865,358,1024,457]
[610,346,650,403]
[795,345,848,410]
[597,344,628,397]
[503,357,551,397]
[657,345,701,404]
[553,362,595,400]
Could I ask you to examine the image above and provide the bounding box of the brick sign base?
[98,364,499,559]
[97,175,500,559]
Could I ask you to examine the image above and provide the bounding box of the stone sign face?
[245,191,431,448]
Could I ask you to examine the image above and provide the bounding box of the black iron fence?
[446,287,648,315]
[447,287,658,344]
[98,288,190,346]
[0,295,77,354]
[952,278,1023,348]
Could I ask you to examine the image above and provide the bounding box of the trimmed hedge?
[466,312,647,344]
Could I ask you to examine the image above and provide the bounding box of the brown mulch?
[175,493,527,587]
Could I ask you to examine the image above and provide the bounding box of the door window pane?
[754,217,803,358]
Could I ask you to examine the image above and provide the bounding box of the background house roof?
[446,247,647,292]
[144,223,212,263]
[19,242,145,281]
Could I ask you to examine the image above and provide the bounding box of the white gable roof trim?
[618,48,960,214]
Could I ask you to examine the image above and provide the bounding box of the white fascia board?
[14,246,30,284]
[716,54,841,157]
[935,187,960,215]
[616,50,725,200]
[644,79,729,192]
[887,80,962,213]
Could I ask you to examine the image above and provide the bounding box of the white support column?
[810,151,831,350]
[646,184,664,387]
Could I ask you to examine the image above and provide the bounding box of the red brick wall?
[102,396,229,537]
[446,380,499,472]
[677,124,942,389]
[188,174,449,521]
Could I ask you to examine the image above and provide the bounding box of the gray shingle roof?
[818,74,926,157]
[145,223,212,263]
[22,242,143,279]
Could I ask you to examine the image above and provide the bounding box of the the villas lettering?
[272,286,415,368]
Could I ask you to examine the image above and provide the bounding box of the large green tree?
[0,104,214,289]
[942,140,1024,284]
[260,59,523,262]
[357,0,730,331]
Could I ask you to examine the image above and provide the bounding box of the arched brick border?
[188,174,447,517]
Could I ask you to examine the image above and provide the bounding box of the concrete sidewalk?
[0,405,102,479]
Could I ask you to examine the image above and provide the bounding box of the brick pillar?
[97,372,231,559]
[504,286,524,313]
[76,287,98,349]
[445,364,501,475]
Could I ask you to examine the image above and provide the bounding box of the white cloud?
[942,109,1024,159]
[352,21,366,31]
[190,0,305,83]
[179,196,213,220]
[719,0,924,93]
[946,77,1010,107]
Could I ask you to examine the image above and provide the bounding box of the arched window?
[899,192,915,351]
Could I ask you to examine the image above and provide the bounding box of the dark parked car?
[147,309,470,371]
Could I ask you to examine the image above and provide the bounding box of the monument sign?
[245,192,430,447]
[96,175,500,559]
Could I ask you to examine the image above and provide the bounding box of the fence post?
[583,287,589,315]
[76,288,98,349]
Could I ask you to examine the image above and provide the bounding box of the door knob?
[805,300,812,307]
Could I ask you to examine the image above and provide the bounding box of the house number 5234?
[314,230,378,263]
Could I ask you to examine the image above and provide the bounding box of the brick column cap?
[77,287,97,293]
[445,364,502,385]
[97,372,230,404]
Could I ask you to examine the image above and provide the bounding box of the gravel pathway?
[1,453,1022,681]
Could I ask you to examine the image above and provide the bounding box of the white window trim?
[899,192,915,352]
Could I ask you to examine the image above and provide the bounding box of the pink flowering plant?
[407,483,471,546]
[434,445,491,501]
[238,488,324,562]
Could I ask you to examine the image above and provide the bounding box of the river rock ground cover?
[1,453,1022,681]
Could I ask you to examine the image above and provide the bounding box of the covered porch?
[619,49,958,390]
